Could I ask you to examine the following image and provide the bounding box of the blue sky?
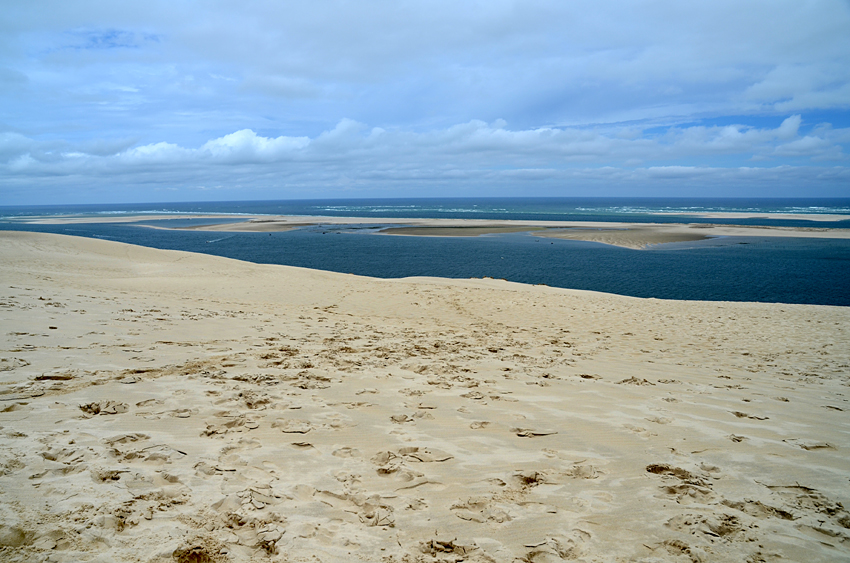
[1,0,849,204]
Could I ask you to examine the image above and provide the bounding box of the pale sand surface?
[379,226,540,237]
[12,214,850,249]
[671,213,850,222]
[379,225,710,249]
[19,214,254,225]
[532,228,710,250]
[1,231,849,563]
[170,222,317,233]
[379,222,850,249]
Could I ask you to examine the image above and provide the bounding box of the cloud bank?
[3,117,847,202]
[1,1,849,202]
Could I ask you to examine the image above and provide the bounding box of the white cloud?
[119,142,191,164]
[199,130,309,162]
[2,1,850,202]
[1,117,847,203]
[4,117,847,172]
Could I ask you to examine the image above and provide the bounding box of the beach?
[1,231,848,562]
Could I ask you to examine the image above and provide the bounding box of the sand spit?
[377,221,850,249]
[14,213,850,249]
[18,214,254,225]
[532,227,711,250]
[669,212,850,222]
[378,224,711,249]
[379,226,540,237]
[172,222,317,233]
[1,231,849,563]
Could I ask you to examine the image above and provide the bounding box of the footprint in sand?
[79,401,128,415]
[342,401,374,409]
[167,408,197,418]
[235,390,273,410]
[623,424,657,437]
[332,446,361,458]
[450,497,512,523]
[371,451,422,481]
[565,464,599,479]
[731,411,769,420]
[617,377,655,386]
[271,418,312,433]
[645,416,672,425]
[114,443,187,465]
[664,513,747,542]
[646,463,715,503]
[204,413,260,436]
[511,427,558,438]
[782,439,836,451]
[397,446,454,463]
[314,411,354,430]
[314,489,396,527]
[1,402,31,413]
[134,398,165,418]
[406,498,427,510]
[766,483,850,531]
[419,538,481,559]
[522,532,590,562]
[720,499,794,520]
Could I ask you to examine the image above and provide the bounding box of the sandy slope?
[0,231,848,563]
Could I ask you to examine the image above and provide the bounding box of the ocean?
[2,197,849,306]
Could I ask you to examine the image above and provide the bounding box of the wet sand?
[173,221,316,233]
[378,225,540,237]
[1,231,848,562]
[378,221,849,249]
[15,213,850,250]
[532,227,711,249]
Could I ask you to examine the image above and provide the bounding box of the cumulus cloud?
[1,117,847,202]
[199,130,309,163]
[3,117,846,172]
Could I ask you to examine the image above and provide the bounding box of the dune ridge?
[0,231,848,563]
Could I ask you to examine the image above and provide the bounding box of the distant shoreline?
[12,210,850,224]
[9,212,849,250]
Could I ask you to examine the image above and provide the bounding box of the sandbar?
[171,221,317,233]
[378,220,850,249]
[665,212,850,222]
[1,231,848,562]
[12,212,850,249]
[378,225,540,237]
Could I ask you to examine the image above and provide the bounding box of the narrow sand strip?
[173,221,316,233]
[11,213,850,249]
[0,231,848,563]
[532,227,710,249]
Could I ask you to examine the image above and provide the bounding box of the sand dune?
[1,231,848,562]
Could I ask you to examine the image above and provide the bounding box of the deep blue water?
[2,199,849,307]
[2,197,850,227]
